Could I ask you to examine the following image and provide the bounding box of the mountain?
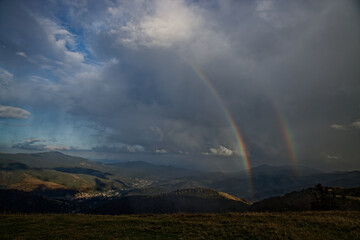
[0,152,199,198]
[1,185,360,214]
[251,185,360,212]
[250,164,323,176]
[0,152,130,197]
[93,188,250,214]
[0,152,100,169]
[156,165,360,201]
[1,152,360,202]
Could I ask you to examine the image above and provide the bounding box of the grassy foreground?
[1,211,359,240]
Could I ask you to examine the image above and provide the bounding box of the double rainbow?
[183,60,299,198]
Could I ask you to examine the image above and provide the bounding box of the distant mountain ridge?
[0,152,96,169]
[1,152,360,202]
[158,164,360,201]
[0,152,200,198]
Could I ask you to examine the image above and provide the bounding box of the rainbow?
[271,103,298,173]
[188,63,254,195]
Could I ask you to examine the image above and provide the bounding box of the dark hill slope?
[251,185,360,212]
[0,189,68,213]
[93,188,250,214]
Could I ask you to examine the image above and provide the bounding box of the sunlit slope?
[0,152,199,195]
[0,152,128,194]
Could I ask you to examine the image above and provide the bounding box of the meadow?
[1,211,359,240]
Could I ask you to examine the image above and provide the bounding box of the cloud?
[331,119,360,130]
[351,119,360,129]
[92,143,145,153]
[16,51,27,58]
[12,142,45,151]
[330,124,347,130]
[45,145,71,151]
[0,0,360,170]
[204,145,235,157]
[12,138,74,151]
[255,0,273,20]
[0,67,13,88]
[115,0,199,48]
[326,155,340,160]
[25,138,44,144]
[155,149,167,154]
[0,105,30,119]
[12,138,46,150]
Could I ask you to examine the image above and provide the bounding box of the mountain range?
[1,151,360,214]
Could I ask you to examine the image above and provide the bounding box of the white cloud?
[45,145,71,151]
[255,0,274,21]
[65,50,84,64]
[92,143,145,153]
[351,119,360,129]
[126,144,145,153]
[204,145,235,156]
[0,67,13,87]
[330,124,347,130]
[16,51,27,58]
[118,0,200,48]
[0,105,30,119]
[331,119,360,130]
[256,0,272,12]
[326,155,340,160]
[16,16,103,99]
[25,138,44,143]
[155,149,167,154]
[37,17,84,65]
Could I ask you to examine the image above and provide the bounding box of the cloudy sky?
[0,0,359,171]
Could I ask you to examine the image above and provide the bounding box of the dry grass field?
[1,211,359,240]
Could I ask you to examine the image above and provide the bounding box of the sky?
[0,0,359,171]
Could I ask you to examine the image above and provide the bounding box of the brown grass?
[0,211,359,239]
[9,174,65,191]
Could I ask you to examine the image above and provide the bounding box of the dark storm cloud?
[0,0,359,170]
